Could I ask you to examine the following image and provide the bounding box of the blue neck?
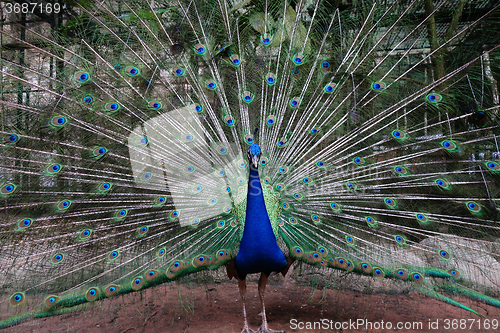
[234,165,286,278]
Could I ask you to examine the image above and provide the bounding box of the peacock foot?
[241,327,257,333]
[257,324,285,333]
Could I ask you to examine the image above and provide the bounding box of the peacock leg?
[257,273,284,333]
[239,277,256,333]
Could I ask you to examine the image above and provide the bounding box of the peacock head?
[247,143,261,168]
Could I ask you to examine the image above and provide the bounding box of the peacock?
[1,0,500,331]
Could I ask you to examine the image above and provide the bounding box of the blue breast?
[234,166,287,277]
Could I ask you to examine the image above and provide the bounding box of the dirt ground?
[4,278,500,333]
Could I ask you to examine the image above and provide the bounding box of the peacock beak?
[251,155,260,168]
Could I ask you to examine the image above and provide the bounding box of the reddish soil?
[4,280,500,333]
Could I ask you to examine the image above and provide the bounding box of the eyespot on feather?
[448,269,460,278]
[335,258,348,270]
[114,209,128,221]
[439,249,451,260]
[466,201,481,213]
[85,287,101,301]
[359,262,372,274]
[204,79,217,90]
[17,218,33,230]
[172,66,184,76]
[44,295,59,308]
[426,92,442,103]
[391,129,407,141]
[169,210,180,219]
[241,91,254,104]
[324,82,336,94]
[139,172,153,181]
[244,134,255,145]
[131,277,144,291]
[293,53,304,65]
[441,139,458,152]
[78,229,92,241]
[415,213,430,225]
[353,157,365,166]
[3,133,20,144]
[230,54,241,67]
[261,33,272,46]
[124,66,140,76]
[384,197,397,208]
[277,138,288,148]
[108,250,120,261]
[289,97,301,108]
[145,270,160,282]
[371,81,386,91]
[278,166,289,174]
[365,216,377,227]
[73,71,91,83]
[147,101,163,110]
[291,246,304,258]
[485,161,500,172]
[193,255,211,267]
[82,95,94,104]
[10,293,25,306]
[137,226,149,237]
[345,235,356,246]
[266,73,276,85]
[92,146,108,159]
[45,163,63,176]
[394,235,407,246]
[330,202,341,212]
[51,253,65,264]
[56,200,71,211]
[410,272,424,284]
[223,115,235,127]
[1,183,17,196]
[194,43,207,55]
[373,267,385,279]
[395,268,409,280]
[105,285,120,297]
[49,115,68,128]
[320,60,332,74]
[191,103,204,113]
[157,248,166,258]
[311,214,321,225]
[97,182,112,193]
[103,102,121,114]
